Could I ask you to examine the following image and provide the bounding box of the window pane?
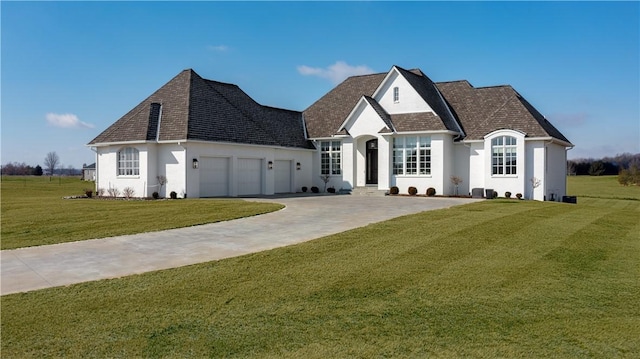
[420,149,431,175]
[393,150,403,175]
[419,136,431,147]
[331,153,341,175]
[406,149,417,174]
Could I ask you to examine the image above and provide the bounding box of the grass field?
[2,176,639,357]
[568,175,640,200]
[0,176,283,249]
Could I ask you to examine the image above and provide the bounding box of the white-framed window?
[117,147,139,176]
[393,136,431,175]
[393,86,400,103]
[492,136,517,175]
[320,141,341,175]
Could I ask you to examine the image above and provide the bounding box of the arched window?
[393,86,400,103]
[491,136,517,175]
[118,147,139,176]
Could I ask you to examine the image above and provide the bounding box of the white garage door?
[274,160,292,193]
[200,157,229,197]
[237,158,262,196]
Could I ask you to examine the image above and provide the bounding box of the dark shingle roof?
[393,67,461,133]
[89,70,313,149]
[303,72,386,138]
[435,81,572,143]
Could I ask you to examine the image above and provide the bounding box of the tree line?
[568,153,640,176]
[1,151,81,176]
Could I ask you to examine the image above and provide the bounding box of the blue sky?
[2,1,638,168]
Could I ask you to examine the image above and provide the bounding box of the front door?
[366,139,378,185]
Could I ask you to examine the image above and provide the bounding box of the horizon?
[2,2,638,168]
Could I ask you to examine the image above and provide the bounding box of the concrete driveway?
[1,195,478,295]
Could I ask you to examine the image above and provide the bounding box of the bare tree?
[156,175,168,195]
[44,152,60,176]
[450,175,463,196]
[530,177,541,199]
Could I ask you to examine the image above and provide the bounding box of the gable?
[339,96,392,137]
[373,67,435,115]
[303,66,463,138]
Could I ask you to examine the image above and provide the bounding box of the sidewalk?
[1,196,478,295]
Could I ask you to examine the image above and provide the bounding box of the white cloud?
[46,113,94,129]
[207,45,229,52]
[297,61,375,85]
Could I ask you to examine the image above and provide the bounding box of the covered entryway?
[237,158,263,196]
[274,160,292,193]
[200,157,229,197]
[366,139,378,184]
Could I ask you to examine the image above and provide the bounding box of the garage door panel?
[238,158,262,196]
[200,157,229,197]
[275,160,291,193]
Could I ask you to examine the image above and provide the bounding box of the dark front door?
[366,139,378,185]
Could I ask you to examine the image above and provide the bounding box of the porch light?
[268,161,273,170]
[192,158,199,169]
[296,162,301,170]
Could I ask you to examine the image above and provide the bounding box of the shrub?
[311,186,319,193]
[301,186,308,193]
[122,187,135,199]
[327,187,336,193]
[505,191,512,198]
[152,192,160,199]
[408,186,418,195]
[389,186,399,195]
[107,188,120,198]
[426,187,436,197]
[170,191,178,199]
[516,193,523,199]
[493,191,498,199]
[96,188,105,197]
[84,189,93,198]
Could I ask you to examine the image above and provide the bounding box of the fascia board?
[86,140,152,147]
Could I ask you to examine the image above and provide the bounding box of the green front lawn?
[2,196,638,357]
[1,176,283,249]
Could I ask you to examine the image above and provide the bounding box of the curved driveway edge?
[1,196,478,295]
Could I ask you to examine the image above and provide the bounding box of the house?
[88,65,572,200]
[81,163,96,181]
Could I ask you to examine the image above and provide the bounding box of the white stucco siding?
[545,143,568,201]
[377,136,391,190]
[159,144,186,198]
[374,70,435,115]
[453,143,470,196]
[441,135,454,195]
[340,139,355,190]
[343,102,389,137]
[526,141,545,200]
[95,144,151,198]
[468,142,485,194]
